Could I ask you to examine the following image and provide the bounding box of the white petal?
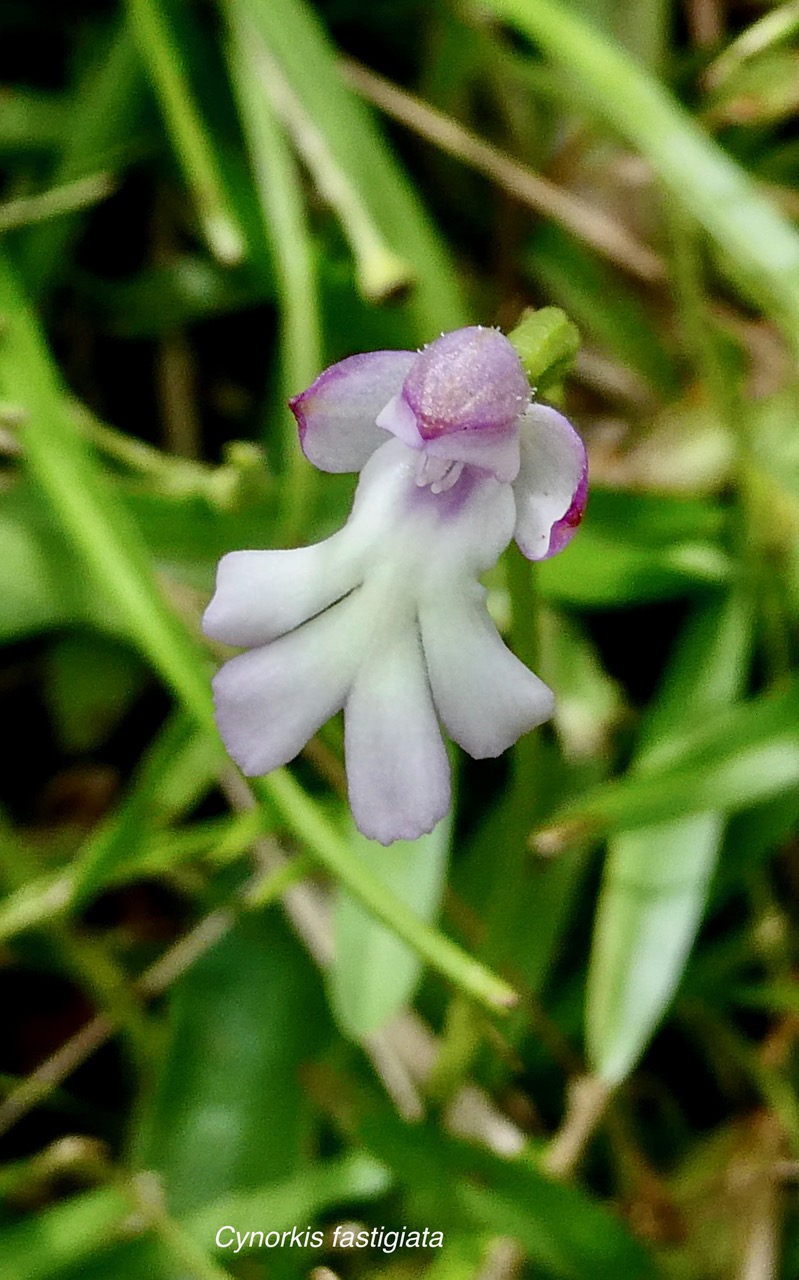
[291,350,415,473]
[345,620,450,844]
[512,404,588,561]
[423,465,517,576]
[420,581,554,758]
[346,438,516,578]
[202,533,366,648]
[212,589,370,776]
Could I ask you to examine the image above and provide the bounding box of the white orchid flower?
[203,326,587,844]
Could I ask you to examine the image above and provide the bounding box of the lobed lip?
[209,326,587,843]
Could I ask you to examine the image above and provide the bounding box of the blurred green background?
[2,0,799,1276]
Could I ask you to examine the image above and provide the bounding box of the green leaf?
[537,525,731,608]
[588,812,724,1084]
[332,817,451,1036]
[135,914,330,1213]
[586,592,754,1083]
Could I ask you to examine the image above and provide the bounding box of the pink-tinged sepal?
[290,349,415,472]
[512,404,588,561]
[402,326,529,439]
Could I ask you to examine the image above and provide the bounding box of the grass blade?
[483,0,799,343]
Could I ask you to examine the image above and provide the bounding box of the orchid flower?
[203,326,587,844]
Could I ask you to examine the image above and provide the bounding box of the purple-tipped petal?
[345,620,450,845]
[548,464,588,558]
[512,404,588,561]
[420,582,554,758]
[290,350,415,473]
[402,327,529,440]
[212,589,369,776]
[202,536,366,648]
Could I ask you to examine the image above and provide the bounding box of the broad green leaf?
[586,592,754,1083]
[588,812,724,1084]
[332,817,451,1036]
[135,914,330,1213]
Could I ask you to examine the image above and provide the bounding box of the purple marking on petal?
[290,349,415,473]
[544,453,588,559]
[402,326,529,440]
[512,403,588,562]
